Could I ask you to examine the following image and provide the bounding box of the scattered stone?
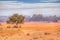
[27,33,30,36]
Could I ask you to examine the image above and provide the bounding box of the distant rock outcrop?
[0,16,9,23]
[0,14,60,22]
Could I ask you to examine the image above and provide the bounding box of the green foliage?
[7,14,25,24]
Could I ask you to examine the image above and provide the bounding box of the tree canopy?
[7,14,25,24]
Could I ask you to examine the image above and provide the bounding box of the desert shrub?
[57,33,60,37]
[26,33,30,36]
[50,39,54,40]
[33,37,38,39]
[58,30,60,32]
[30,39,32,40]
[19,26,21,28]
[12,26,18,28]
[40,36,43,38]
[0,27,3,30]
[44,32,50,35]
[7,26,11,28]
[57,33,60,35]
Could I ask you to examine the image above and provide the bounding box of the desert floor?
[0,22,60,40]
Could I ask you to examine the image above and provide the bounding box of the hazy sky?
[0,0,60,16]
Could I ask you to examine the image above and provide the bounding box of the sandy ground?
[0,22,60,40]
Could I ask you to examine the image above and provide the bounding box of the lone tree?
[7,14,25,28]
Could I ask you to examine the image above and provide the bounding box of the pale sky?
[0,0,60,16]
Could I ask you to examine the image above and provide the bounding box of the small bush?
[30,39,32,40]
[26,33,30,36]
[19,26,21,28]
[0,27,3,30]
[33,37,38,39]
[44,32,50,35]
[50,39,54,40]
[12,26,18,28]
[40,36,42,38]
[57,33,59,35]
[7,26,11,28]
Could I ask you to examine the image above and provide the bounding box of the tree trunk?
[19,24,21,28]
[16,23,18,28]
